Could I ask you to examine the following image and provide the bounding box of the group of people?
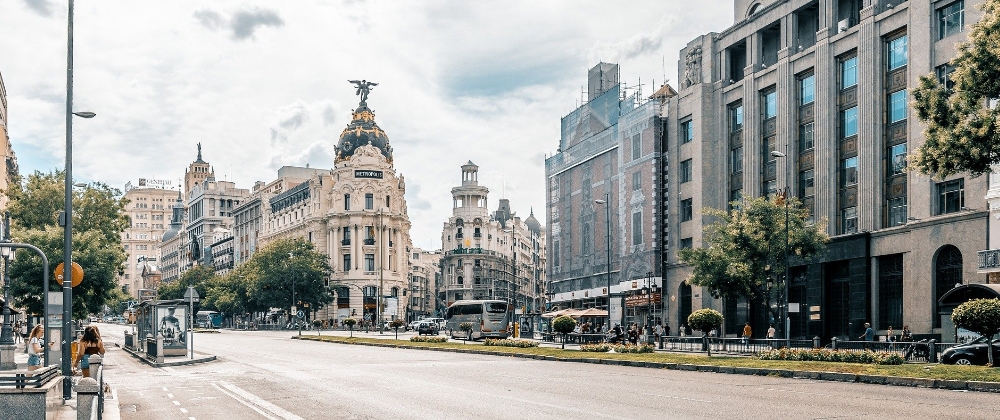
[21,323,105,374]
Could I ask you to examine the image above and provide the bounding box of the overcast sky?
[0,0,733,250]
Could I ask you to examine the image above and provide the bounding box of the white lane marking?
[168,393,174,398]
[189,418,196,420]
[211,382,280,420]
[173,400,180,406]
[215,381,303,420]
[163,367,176,372]
[640,392,713,403]
[180,408,188,413]
[162,387,168,391]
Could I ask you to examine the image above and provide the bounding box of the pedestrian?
[886,326,895,342]
[627,324,639,345]
[20,321,28,343]
[742,322,752,341]
[654,322,664,341]
[12,321,22,344]
[679,324,687,337]
[766,324,776,339]
[74,326,106,378]
[664,323,671,337]
[900,325,913,342]
[858,322,875,350]
[27,325,53,371]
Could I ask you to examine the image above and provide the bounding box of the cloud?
[193,9,224,30]
[21,0,53,17]
[589,26,666,63]
[230,8,284,40]
[406,183,432,211]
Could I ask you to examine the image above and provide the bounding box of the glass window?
[681,199,693,222]
[632,134,642,160]
[938,179,965,214]
[889,144,907,175]
[842,157,858,187]
[365,254,375,271]
[632,212,643,245]
[343,227,351,242]
[937,63,956,91]
[764,136,777,161]
[680,238,693,249]
[343,254,351,272]
[878,254,904,328]
[841,56,858,89]
[887,35,908,71]
[763,91,777,119]
[799,169,815,197]
[730,147,743,174]
[889,90,907,123]
[799,122,814,151]
[842,207,858,234]
[681,120,693,144]
[800,74,815,105]
[344,194,351,210]
[365,193,374,209]
[729,189,743,209]
[632,171,642,191]
[842,107,858,138]
[764,180,777,196]
[887,197,907,227]
[939,1,965,39]
[680,159,693,183]
[730,105,744,132]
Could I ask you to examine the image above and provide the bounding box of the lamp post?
[771,150,791,348]
[377,208,385,334]
[0,213,16,370]
[594,194,612,330]
[64,0,97,400]
[288,252,300,336]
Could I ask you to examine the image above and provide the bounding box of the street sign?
[183,287,200,302]
[296,310,305,319]
[54,262,85,287]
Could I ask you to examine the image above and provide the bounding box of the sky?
[0,0,733,250]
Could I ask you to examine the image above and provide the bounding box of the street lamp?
[0,213,16,355]
[64,0,98,399]
[288,252,300,336]
[594,194,612,330]
[771,150,791,348]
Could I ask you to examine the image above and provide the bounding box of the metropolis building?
[657,0,988,340]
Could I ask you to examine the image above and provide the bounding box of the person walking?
[26,325,53,371]
[12,321,22,344]
[74,326,106,378]
[858,322,875,350]
[742,322,753,351]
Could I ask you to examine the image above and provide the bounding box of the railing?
[445,247,496,256]
[662,336,815,355]
[341,239,351,246]
[363,238,375,245]
[829,339,962,362]
[978,249,1000,271]
[0,365,59,388]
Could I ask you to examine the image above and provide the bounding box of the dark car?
[417,322,438,336]
[940,337,1000,365]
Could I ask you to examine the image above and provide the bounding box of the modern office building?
[659,0,987,340]
[118,185,177,297]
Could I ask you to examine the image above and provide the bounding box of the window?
[800,74,815,105]
[842,157,858,187]
[888,144,907,175]
[343,226,352,243]
[681,120,693,144]
[632,172,642,191]
[729,189,743,206]
[887,35,908,71]
[680,160,693,183]
[365,254,375,271]
[841,56,858,89]
[887,197,907,227]
[764,137,777,162]
[842,107,858,138]
[799,169,815,197]
[343,254,351,272]
[879,254,904,328]
[386,195,390,208]
[632,134,642,160]
[764,180,777,195]
[939,1,965,40]
[763,91,777,119]
[937,63,957,91]
[680,199,693,222]
[344,194,350,210]
[365,193,374,209]
[680,238,693,249]
[937,179,965,214]
[889,90,907,123]
[730,105,743,132]
[842,207,858,234]
[934,246,963,327]
[730,148,743,174]
[632,212,643,245]
[799,123,814,151]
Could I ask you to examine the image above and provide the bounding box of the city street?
[94,323,996,420]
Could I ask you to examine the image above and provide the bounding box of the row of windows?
[344,193,391,211]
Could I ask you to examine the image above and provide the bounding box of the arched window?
[455,218,464,227]
[747,2,761,17]
[391,287,399,297]
[679,283,693,329]
[934,245,963,327]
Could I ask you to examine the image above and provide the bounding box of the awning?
[571,308,608,318]
[542,308,580,318]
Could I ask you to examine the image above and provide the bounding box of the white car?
[407,320,422,331]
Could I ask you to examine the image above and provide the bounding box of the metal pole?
[378,210,384,334]
[605,193,612,329]
[188,289,194,359]
[784,186,790,349]
[63,0,75,400]
[1,213,12,350]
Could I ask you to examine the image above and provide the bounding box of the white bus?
[445,300,512,340]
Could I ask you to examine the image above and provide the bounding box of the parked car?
[940,337,1000,365]
[407,320,422,331]
[417,322,438,336]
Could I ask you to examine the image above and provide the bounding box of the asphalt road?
[94,324,997,420]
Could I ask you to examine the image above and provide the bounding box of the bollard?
[831,337,838,350]
[813,336,821,349]
[76,377,100,420]
[156,335,164,364]
[928,339,937,363]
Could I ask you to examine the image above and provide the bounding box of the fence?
[829,339,961,362]
[661,336,816,355]
[0,366,59,389]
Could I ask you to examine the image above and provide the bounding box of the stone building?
[159,192,187,284]
[210,231,234,275]
[0,68,18,211]
[186,175,249,269]
[118,185,177,297]
[408,247,441,321]
[184,143,213,198]
[544,63,671,328]
[439,162,547,315]
[659,0,987,340]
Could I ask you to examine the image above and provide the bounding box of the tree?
[552,315,577,350]
[951,298,1000,366]
[911,0,1000,178]
[679,196,827,334]
[158,265,217,301]
[688,309,724,356]
[390,319,405,340]
[241,239,333,316]
[5,171,129,318]
[459,322,475,344]
[342,317,357,338]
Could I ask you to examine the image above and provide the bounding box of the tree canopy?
[951,298,1000,366]
[240,238,333,314]
[6,170,129,318]
[912,0,1000,178]
[679,196,827,327]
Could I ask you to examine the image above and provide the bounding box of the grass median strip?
[297,335,1000,383]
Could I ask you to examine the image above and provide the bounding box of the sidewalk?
[117,342,217,367]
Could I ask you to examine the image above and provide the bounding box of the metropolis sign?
[354,170,384,179]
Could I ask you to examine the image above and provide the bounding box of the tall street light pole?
[594,194,612,330]
[0,213,15,371]
[771,150,791,349]
[64,0,97,400]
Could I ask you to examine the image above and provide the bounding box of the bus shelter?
[135,299,188,356]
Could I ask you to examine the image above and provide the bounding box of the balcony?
[978,249,1000,273]
[473,233,482,238]
[364,238,376,246]
[341,239,351,246]
[455,233,464,239]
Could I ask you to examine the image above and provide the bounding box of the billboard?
[157,306,187,349]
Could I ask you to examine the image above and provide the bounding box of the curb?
[293,336,1000,394]
[115,343,217,368]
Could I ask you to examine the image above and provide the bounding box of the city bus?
[445,300,512,340]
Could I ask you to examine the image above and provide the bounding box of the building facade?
[159,192,187,284]
[118,186,177,297]
[660,0,987,340]
[0,68,18,211]
[186,177,249,268]
[408,247,441,321]
[544,63,670,329]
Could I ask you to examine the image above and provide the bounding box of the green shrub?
[342,318,357,327]
[754,348,905,365]
[483,338,538,348]
[687,308,723,335]
[552,316,577,334]
[389,319,406,329]
[410,336,448,343]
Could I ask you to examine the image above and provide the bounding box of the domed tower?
[335,103,392,164]
[525,208,542,236]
